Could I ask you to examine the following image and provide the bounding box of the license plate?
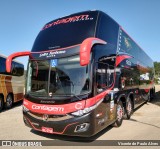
[41,127,53,134]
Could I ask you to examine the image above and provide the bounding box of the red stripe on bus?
[23,85,114,115]
[23,99,86,115]
[116,55,132,66]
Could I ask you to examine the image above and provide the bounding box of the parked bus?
[6,10,155,136]
[0,54,24,111]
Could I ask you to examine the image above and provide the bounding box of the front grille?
[27,111,73,122]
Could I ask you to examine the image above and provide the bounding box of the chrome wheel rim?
[127,100,132,114]
[7,96,12,107]
[117,104,123,121]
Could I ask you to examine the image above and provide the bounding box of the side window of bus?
[118,29,133,55]
[121,68,135,89]
[94,46,116,93]
[0,57,6,73]
[139,63,152,85]
[11,62,24,76]
[96,62,113,93]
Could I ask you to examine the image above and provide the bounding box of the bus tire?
[149,88,154,102]
[147,91,151,102]
[125,97,133,119]
[147,89,153,102]
[0,96,4,112]
[112,100,124,127]
[5,94,13,109]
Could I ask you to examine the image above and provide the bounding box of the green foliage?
[154,62,160,76]
[154,77,159,84]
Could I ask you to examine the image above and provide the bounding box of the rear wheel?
[125,97,133,119]
[0,96,4,112]
[113,100,124,127]
[148,89,154,102]
[5,94,13,109]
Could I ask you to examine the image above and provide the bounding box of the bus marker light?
[96,112,103,118]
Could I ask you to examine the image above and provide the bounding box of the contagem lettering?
[32,105,64,112]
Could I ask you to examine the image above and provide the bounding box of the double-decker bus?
[6,10,155,136]
[0,54,24,111]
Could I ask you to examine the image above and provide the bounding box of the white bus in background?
[0,54,24,111]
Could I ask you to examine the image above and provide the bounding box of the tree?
[154,61,160,76]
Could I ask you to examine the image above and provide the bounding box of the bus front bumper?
[23,111,95,137]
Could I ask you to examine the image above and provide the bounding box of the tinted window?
[0,56,24,76]
[118,29,153,68]
[96,61,114,93]
[118,29,154,86]
[32,11,98,52]
[94,44,116,65]
[0,57,6,73]
[26,55,91,97]
[11,61,24,76]
[96,12,119,53]
[94,46,116,92]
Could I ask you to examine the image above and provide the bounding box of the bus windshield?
[26,55,91,98]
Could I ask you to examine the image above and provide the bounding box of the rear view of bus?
[0,55,24,111]
[5,10,154,137]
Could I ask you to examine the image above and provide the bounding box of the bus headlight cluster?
[71,98,103,116]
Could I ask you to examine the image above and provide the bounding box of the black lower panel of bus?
[23,111,96,137]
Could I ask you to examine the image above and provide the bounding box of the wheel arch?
[117,94,126,109]
[117,92,135,110]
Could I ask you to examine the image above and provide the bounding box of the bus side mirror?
[6,51,31,73]
[80,37,106,66]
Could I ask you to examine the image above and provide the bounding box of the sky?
[0,0,160,69]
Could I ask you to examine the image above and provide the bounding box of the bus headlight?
[71,98,103,116]
[71,107,93,116]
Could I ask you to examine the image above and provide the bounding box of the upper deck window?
[32,11,98,52]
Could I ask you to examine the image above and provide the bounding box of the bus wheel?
[113,100,124,127]
[5,94,13,109]
[0,96,4,112]
[125,97,133,119]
